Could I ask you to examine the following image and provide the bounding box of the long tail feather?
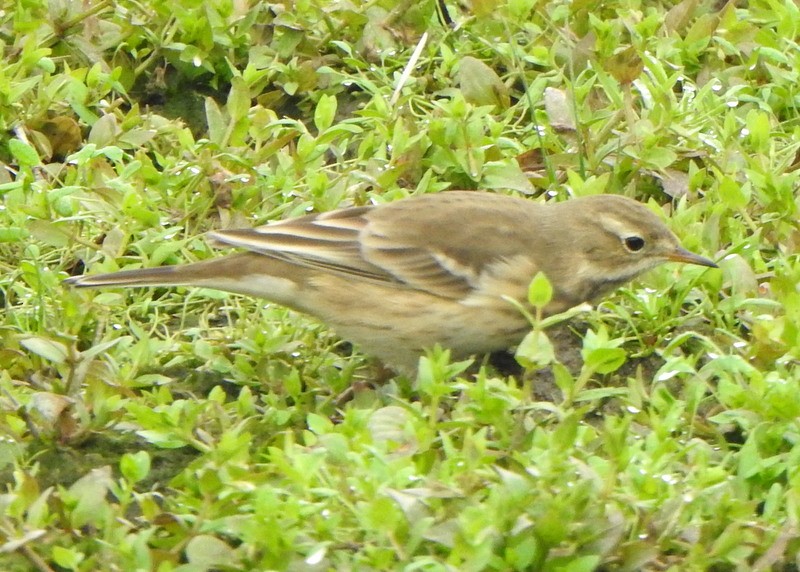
[63,264,190,288]
[62,253,308,308]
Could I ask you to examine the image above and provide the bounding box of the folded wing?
[210,192,539,300]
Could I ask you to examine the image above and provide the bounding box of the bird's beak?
[668,247,718,268]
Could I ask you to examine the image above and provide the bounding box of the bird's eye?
[623,236,645,252]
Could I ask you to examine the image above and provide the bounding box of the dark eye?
[623,236,645,252]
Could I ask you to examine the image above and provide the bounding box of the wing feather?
[208,206,389,280]
[207,192,541,300]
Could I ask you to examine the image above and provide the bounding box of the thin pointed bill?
[668,247,718,268]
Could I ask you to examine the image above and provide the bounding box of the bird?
[64,191,717,374]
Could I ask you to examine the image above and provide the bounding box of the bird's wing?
[360,192,540,298]
[209,192,540,300]
[208,206,391,281]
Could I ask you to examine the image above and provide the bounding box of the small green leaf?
[283,81,299,95]
[553,412,580,451]
[120,451,151,483]
[515,330,555,368]
[605,45,643,84]
[307,412,333,435]
[237,385,255,415]
[227,76,251,122]
[87,113,119,146]
[0,227,28,242]
[28,220,70,247]
[21,337,69,364]
[314,93,337,132]
[481,161,534,194]
[185,535,237,568]
[69,467,114,528]
[718,175,750,209]
[205,96,226,145]
[136,430,188,448]
[552,362,575,394]
[558,555,602,572]
[8,139,40,167]
[745,109,770,151]
[52,546,84,569]
[574,387,629,401]
[527,272,553,309]
[37,56,55,73]
[640,146,677,170]
[457,56,510,109]
[583,347,627,375]
[685,12,720,44]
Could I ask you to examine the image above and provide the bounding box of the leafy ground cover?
[2,0,800,570]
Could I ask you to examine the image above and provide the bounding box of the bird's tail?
[62,253,305,308]
[62,254,259,289]
[63,264,192,288]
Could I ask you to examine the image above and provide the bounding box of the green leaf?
[185,535,237,568]
[314,93,337,132]
[227,76,251,122]
[685,12,720,44]
[37,56,55,73]
[136,430,189,448]
[745,109,770,151]
[605,45,643,84]
[718,175,750,209]
[8,139,40,167]
[0,227,28,242]
[21,337,69,364]
[582,347,627,375]
[553,412,579,451]
[574,387,629,401]
[555,555,602,572]
[527,272,553,309]
[119,452,150,485]
[52,546,84,569]
[552,362,574,394]
[515,330,555,368]
[205,96,226,145]
[87,113,119,146]
[640,146,677,170]
[69,467,114,528]
[481,161,534,194]
[28,220,70,247]
[457,56,510,109]
[307,412,333,435]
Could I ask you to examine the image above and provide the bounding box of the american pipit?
[65,192,717,373]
